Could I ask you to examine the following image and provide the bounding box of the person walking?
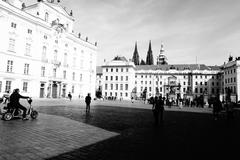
[68,92,72,101]
[152,96,164,126]
[85,93,91,113]
[213,97,221,120]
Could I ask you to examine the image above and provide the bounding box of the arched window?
[45,12,49,22]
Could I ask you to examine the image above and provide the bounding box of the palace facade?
[0,0,97,98]
[96,45,240,103]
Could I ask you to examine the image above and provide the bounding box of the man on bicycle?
[9,88,30,120]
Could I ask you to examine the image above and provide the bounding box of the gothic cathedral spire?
[146,40,154,65]
[132,42,140,65]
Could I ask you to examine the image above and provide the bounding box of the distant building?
[0,0,97,98]
[222,56,240,102]
[98,57,221,102]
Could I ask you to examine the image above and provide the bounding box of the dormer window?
[27,29,32,34]
[45,12,49,22]
[11,22,17,28]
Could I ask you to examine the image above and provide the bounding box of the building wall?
[0,1,97,98]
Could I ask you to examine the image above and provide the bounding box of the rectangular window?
[23,82,28,92]
[125,84,128,90]
[160,87,162,92]
[125,92,128,97]
[110,76,113,80]
[105,84,108,90]
[72,86,75,93]
[63,70,66,79]
[25,43,31,56]
[0,81,2,93]
[195,88,198,93]
[41,66,45,77]
[8,38,15,52]
[5,81,11,93]
[116,76,118,81]
[53,68,56,78]
[126,76,128,81]
[72,72,75,80]
[116,84,118,90]
[111,84,113,90]
[80,74,82,81]
[126,68,129,72]
[24,63,29,75]
[7,60,13,72]
[121,76,123,81]
[42,46,47,62]
[120,84,123,90]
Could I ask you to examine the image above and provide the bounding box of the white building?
[222,57,240,102]
[0,0,97,98]
[98,56,223,104]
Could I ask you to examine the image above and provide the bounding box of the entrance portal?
[52,83,58,98]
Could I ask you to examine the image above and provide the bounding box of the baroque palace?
[0,0,97,98]
[96,42,240,104]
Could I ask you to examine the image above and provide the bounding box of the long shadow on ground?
[38,105,240,159]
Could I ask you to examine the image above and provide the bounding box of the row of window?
[225,68,236,75]
[105,92,128,98]
[135,74,219,79]
[6,60,83,81]
[105,68,129,72]
[225,77,237,84]
[105,84,128,91]
[0,80,28,93]
[105,76,128,81]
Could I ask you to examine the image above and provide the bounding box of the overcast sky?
[26,0,240,66]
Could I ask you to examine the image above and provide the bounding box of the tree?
[132,42,140,65]
[140,59,146,65]
[146,40,154,65]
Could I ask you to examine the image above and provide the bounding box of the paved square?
[0,113,118,160]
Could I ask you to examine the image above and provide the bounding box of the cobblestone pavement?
[1,99,240,159]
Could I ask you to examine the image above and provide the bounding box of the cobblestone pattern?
[0,114,118,160]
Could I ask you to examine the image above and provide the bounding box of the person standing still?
[85,93,91,113]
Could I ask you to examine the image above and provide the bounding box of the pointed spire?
[157,42,168,65]
[132,41,140,65]
[146,40,154,65]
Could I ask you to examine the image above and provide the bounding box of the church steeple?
[157,43,168,65]
[146,40,154,65]
[132,42,140,65]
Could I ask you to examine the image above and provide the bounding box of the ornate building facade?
[96,43,239,103]
[0,0,97,98]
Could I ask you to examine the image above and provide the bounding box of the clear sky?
[26,0,240,66]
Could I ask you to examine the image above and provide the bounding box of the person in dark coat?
[9,88,30,120]
[152,95,164,126]
[85,93,91,113]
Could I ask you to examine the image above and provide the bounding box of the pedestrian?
[68,92,72,101]
[152,96,164,126]
[85,93,91,113]
[213,97,221,120]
